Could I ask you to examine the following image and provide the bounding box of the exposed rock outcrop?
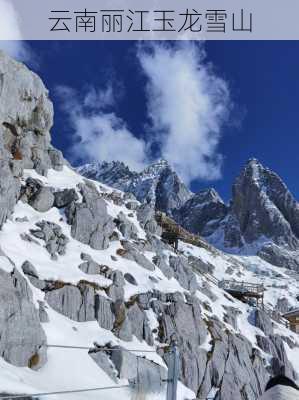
[0,51,64,228]
[0,268,47,369]
[66,181,115,250]
[30,220,69,259]
[21,178,54,212]
[174,188,227,236]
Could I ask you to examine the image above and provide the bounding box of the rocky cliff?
[200,159,299,270]
[0,51,63,229]
[0,52,299,400]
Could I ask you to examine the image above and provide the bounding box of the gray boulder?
[21,260,46,290]
[21,178,54,212]
[0,157,20,228]
[188,255,215,275]
[124,272,138,286]
[67,181,115,250]
[169,255,198,292]
[119,241,155,271]
[152,255,174,279]
[45,283,95,322]
[112,300,132,341]
[95,294,115,330]
[89,350,118,382]
[254,309,274,335]
[151,293,208,392]
[137,204,161,235]
[38,301,49,323]
[30,187,54,212]
[0,51,65,172]
[107,271,125,302]
[111,346,167,394]
[127,303,153,345]
[54,188,78,208]
[115,211,138,240]
[0,268,47,368]
[21,260,38,278]
[30,220,69,259]
[198,317,269,400]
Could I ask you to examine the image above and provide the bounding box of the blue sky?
[18,41,299,201]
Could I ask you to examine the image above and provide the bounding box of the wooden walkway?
[218,280,264,304]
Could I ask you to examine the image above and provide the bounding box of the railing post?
[166,338,180,400]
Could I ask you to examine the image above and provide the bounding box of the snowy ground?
[1,166,299,398]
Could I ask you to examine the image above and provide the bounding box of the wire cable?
[46,344,158,353]
[0,384,131,399]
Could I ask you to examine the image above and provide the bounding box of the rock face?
[53,188,78,208]
[174,188,227,236]
[66,181,115,250]
[224,159,299,249]
[0,51,64,228]
[110,346,167,394]
[78,159,192,215]
[45,283,96,322]
[0,268,46,369]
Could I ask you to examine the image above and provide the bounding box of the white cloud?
[0,0,30,61]
[59,42,231,184]
[56,85,149,171]
[83,84,115,110]
[137,42,230,184]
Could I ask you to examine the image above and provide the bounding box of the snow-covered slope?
[1,51,299,400]
[4,163,299,400]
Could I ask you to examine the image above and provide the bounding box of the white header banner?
[1,0,298,40]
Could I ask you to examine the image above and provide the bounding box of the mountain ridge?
[78,158,192,215]
[78,158,299,271]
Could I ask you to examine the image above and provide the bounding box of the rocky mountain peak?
[231,159,298,244]
[205,159,299,268]
[79,158,192,214]
[77,160,137,188]
[236,158,287,191]
[143,158,169,171]
[199,187,225,203]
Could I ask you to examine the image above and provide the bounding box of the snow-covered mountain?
[195,159,299,269]
[80,157,299,272]
[78,159,192,215]
[2,51,299,400]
